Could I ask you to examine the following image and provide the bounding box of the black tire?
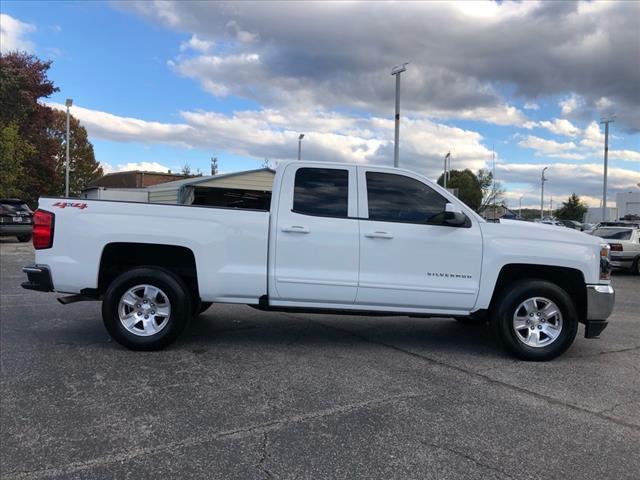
[102,267,192,351]
[190,299,213,317]
[492,279,578,361]
[632,257,640,276]
[17,234,32,242]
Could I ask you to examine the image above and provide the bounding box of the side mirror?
[444,203,467,226]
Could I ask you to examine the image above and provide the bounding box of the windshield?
[0,202,32,215]
[592,228,633,240]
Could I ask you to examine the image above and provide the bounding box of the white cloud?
[122,0,640,130]
[46,101,491,180]
[609,149,640,163]
[179,34,214,53]
[596,96,614,111]
[498,162,640,208]
[537,118,581,137]
[102,161,172,175]
[559,94,583,117]
[225,20,258,43]
[0,14,36,53]
[47,102,194,147]
[580,121,604,149]
[518,135,578,156]
[523,102,539,110]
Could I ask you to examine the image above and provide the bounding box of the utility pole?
[391,63,408,168]
[297,134,304,161]
[550,196,553,216]
[540,167,548,220]
[600,118,614,221]
[65,98,73,197]
[492,145,496,212]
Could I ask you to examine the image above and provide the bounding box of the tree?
[211,156,218,175]
[478,168,505,211]
[0,52,59,205]
[436,169,483,211]
[181,163,192,175]
[0,122,35,198]
[48,110,103,197]
[555,193,588,221]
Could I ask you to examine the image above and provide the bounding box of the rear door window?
[293,168,349,218]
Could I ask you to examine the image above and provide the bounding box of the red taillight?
[33,209,55,249]
[609,243,623,252]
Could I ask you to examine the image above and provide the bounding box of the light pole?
[519,195,524,219]
[297,133,304,161]
[540,167,548,220]
[443,152,451,188]
[600,118,614,221]
[65,98,73,197]
[391,63,408,168]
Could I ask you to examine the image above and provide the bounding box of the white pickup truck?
[22,161,615,361]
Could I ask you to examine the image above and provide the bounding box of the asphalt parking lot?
[1,239,639,480]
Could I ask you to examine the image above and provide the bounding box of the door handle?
[281,225,310,233]
[365,231,393,239]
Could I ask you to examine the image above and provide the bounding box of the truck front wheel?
[492,280,578,361]
[102,267,191,350]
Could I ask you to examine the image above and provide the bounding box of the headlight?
[599,243,611,280]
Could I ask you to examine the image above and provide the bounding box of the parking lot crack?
[256,431,275,479]
[4,392,423,479]
[301,317,640,433]
[570,345,640,358]
[424,441,517,480]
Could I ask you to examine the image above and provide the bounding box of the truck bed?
[35,198,270,303]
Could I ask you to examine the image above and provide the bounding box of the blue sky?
[1,1,638,209]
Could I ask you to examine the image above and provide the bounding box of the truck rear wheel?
[492,280,578,361]
[102,267,191,350]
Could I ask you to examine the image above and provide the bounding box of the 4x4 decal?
[52,202,88,210]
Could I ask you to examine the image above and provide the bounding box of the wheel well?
[490,264,587,321]
[98,243,199,300]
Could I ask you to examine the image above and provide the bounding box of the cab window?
[366,172,448,223]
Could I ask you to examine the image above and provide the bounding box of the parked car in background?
[582,223,597,233]
[0,199,33,242]
[559,220,584,230]
[590,224,640,274]
[540,219,563,227]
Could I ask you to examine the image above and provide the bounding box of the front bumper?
[21,264,54,292]
[584,284,615,338]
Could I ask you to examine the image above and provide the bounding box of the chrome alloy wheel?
[512,296,563,348]
[118,284,171,336]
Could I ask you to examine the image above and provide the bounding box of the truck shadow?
[179,308,506,359]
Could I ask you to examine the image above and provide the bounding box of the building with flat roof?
[616,191,640,219]
[89,171,196,189]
